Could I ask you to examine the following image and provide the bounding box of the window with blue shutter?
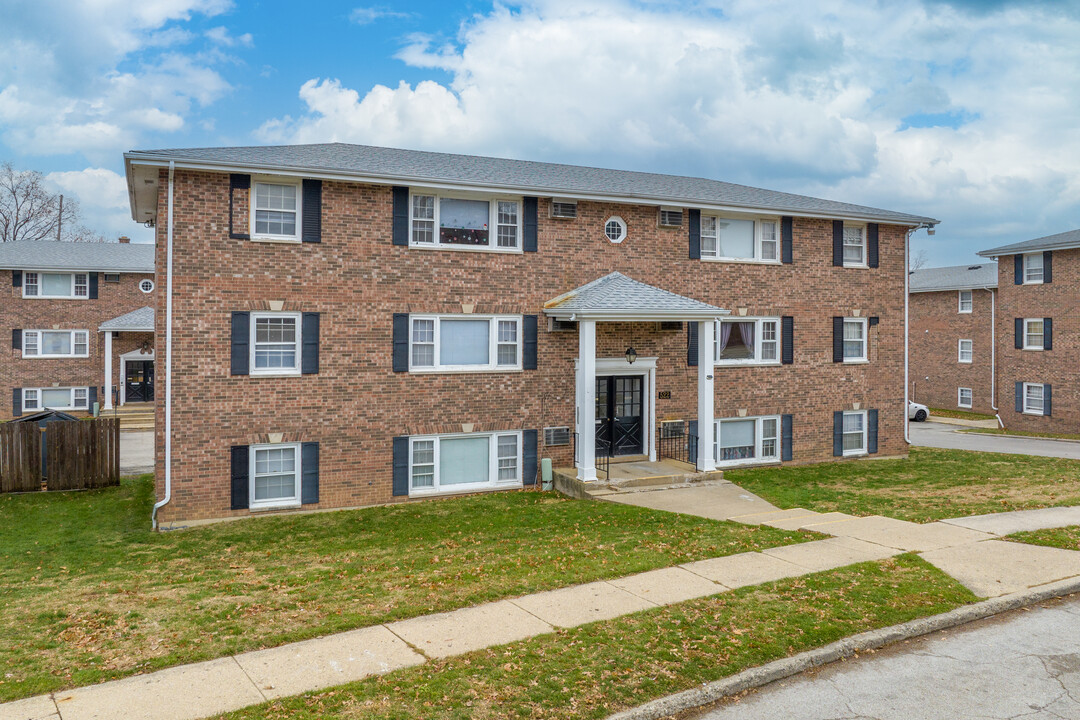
[832,317,844,362]
[392,436,410,496]
[688,209,701,260]
[523,429,538,486]
[392,187,409,246]
[781,217,793,264]
[88,386,97,409]
[523,197,538,252]
[781,317,794,364]
[301,442,320,504]
[229,174,251,240]
[523,315,538,370]
[12,388,21,418]
[1043,318,1052,350]
[781,414,793,461]
[301,179,322,243]
[1015,382,1023,413]
[1014,255,1023,285]
[867,223,879,268]
[231,312,250,375]
[1014,318,1023,349]
[1044,384,1052,417]
[230,445,250,510]
[392,314,409,372]
[1043,251,1053,284]
[302,313,320,374]
[12,329,21,350]
[868,409,878,454]
[88,273,98,300]
[832,221,844,267]
[833,411,844,456]
[12,270,21,288]
[687,322,698,366]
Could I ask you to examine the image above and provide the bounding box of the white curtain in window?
[717,219,755,258]
[42,332,71,355]
[440,319,489,365]
[42,274,71,295]
[741,322,755,359]
[439,436,490,485]
[41,389,71,407]
[720,420,755,448]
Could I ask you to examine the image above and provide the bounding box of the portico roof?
[543,272,728,321]
[99,306,155,332]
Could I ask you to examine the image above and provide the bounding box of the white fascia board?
[910,285,998,293]
[978,243,1080,258]
[2,264,153,273]
[543,308,730,321]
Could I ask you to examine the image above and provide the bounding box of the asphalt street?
[692,594,1080,720]
[910,421,1080,459]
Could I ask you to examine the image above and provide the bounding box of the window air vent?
[551,201,577,219]
[661,420,686,438]
[548,318,577,332]
[544,426,571,446]
[659,208,683,228]
[104,273,120,283]
[657,321,682,331]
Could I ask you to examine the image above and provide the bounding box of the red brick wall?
[155,169,912,523]
[909,288,996,414]
[1,270,155,419]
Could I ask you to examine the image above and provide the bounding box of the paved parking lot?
[910,421,1080,460]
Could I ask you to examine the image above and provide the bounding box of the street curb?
[606,577,1080,720]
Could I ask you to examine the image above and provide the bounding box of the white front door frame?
[576,357,657,465]
[119,348,156,406]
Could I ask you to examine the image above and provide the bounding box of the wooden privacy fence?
[0,417,120,493]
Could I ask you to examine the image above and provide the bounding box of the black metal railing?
[658,422,698,466]
[571,432,611,482]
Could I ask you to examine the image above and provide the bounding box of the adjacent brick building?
[908,263,997,415]
[123,143,937,526]
[1,241,156,421]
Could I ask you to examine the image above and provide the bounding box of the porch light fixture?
[625,347,638,364]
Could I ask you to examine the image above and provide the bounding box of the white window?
[251,313,301,375]
[604,216,627,243]
[843,225,867,267]
[1023,383,1044,415]
[1024,319,1044,350]
[715,318,780,364]
[252,182,300,240]
[22,330,89,358]
[409,193,521,251]
[22,272,88,299]
[958,290,972,313]
[409,431,522,495]
[958,339,973,364]
[713,416,781,466]
[700,216,781,263]
[408,315,522,372]
[250,444,301,509]
[842,410,867,456]
[22,387,90,411]
[843,318,868,362]
[140,279,155,294]
[1024,253,1044,284]
[958,387,973,408]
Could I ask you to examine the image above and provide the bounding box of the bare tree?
[0,162,103,242]
[909,248,930,271]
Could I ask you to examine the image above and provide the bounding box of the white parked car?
[908,401,929,422]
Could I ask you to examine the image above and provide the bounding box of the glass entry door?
[595,375,644,457]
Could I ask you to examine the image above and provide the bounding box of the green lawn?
[0,475,810,702]
[1007,526,1080,551]
[726,447,1080,523]
[217,556,976,720]
[928,407,997,421]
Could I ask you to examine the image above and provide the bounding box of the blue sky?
[1,0,1078,267]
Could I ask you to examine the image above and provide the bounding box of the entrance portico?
[99,306,155,410]
[544,272,728,482]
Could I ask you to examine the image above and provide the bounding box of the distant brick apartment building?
[908,263,997,415]
[123,143,937,526]
[1,241,156,420]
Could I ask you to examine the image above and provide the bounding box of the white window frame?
[250,312,302,376]
[1023,318,1045,351]
[250,179,302,242]
[22,387,90,411]
[958,290,973,313]
[21,272,89,299]
[408,191,522,252]
[958,339,973,364]
[842,409,868,457]
[714,317,781,365]
[249,443,301,510]
[1023,253,1044,284]
[1023,383,1044,416]
[712,415,781,468]
[408,315,522,372]
[842,318,868,363]
[699,215,781,264]
[408,431,523,496]
[140,279,155,294]
[842,224,868,268]
[958,387,973,409]
[22,330,90,358]
[604,216,627,244]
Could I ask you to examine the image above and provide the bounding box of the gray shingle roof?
[909,263,998,292]
[0,241,154,273]
[978,228,1080,258]
[126,143,937,226]
[544,272,728,320]
[99,306,154,331]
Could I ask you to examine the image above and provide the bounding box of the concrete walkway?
[119,430,154,475]
[911,421,1080,459]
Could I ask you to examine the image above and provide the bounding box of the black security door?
[595,375,644,457]
[125,361,155,402]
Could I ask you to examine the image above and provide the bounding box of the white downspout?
[905,228,912,445]
[152,161,175,529]
[985,286,1003,428]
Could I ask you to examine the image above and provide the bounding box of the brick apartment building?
[2,241,156,420]
[979,229,1080,432]
[908,263,997,415]
[123,143,937,526]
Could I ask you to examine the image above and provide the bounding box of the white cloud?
[46,167,152,242]
[205,26,254,47]
[349,7,414,25]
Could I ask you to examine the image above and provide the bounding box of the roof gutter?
[151,161,174,530]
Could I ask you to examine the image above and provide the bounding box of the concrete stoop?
[553,461,724,499]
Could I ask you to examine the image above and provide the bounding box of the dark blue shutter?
[523,429,538,486]
[392,436,409,496]
[301,179,322,243]
[1014,255,1023,285]
[523,197,538,252]
[301,442,320,504]
[781,217,793,264]
[12,388,21,418]
[833,411,844,456]
[231,312,250,376]
[523,315,538,370]
[302,312,320,374]
[1014,318,1023,349]
[687,322,699,366]
[1044,318,1052,350]
[781,414,793,461]
[688,209,701,260]
[832,221,844,266]
[868,409,878,454]
[230,445,249,510]
[867,223,879,268]
[1043,251,1053,284]
[12,329,21,350]
[1015,382,1023,413]
[88,386,97,409]
[392,313,409,372]
[781,316,794,364]
[833,317,844,362]
[392,187,409,246]
[88,272,98,300]
[12,270,21,288]
[229,174,251,240]
[687,420,698,465]
[1044,384,1052,417]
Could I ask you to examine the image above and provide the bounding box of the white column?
[103,331,114,410]
[577,319,597,482]
[696,320,716,472]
